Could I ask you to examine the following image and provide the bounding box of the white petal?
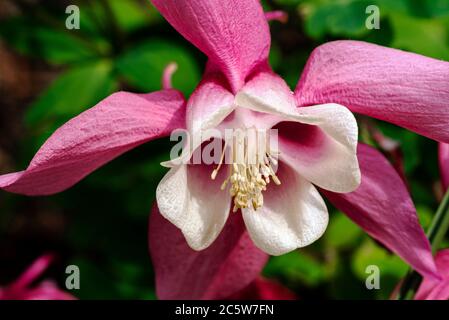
[187,75,235,136]
[235,71,360,192]
[242,163,329,256]
[235,71,298,116]
[156,164,231,250]
[161,75,235,168]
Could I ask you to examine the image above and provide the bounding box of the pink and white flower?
[1,0,449,298]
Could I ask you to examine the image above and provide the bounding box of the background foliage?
[0,0,448,299]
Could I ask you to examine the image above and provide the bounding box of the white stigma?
[211,128,281,212]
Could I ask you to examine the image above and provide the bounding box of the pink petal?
[322,143,439,280]
[150,0,270,92]
[0,256,75,300]
[296,40,449,143]
[15,281,76,301]
[0,90,186,196]
[416,249,449,300]
[156,163,231,251]
[439,143,449,191]
[149,204,268,300]
[161,73,235,168]
[228,277,297,300]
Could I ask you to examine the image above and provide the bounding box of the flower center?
[211,128,281,212]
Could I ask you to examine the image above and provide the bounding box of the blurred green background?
[0,0,448,299]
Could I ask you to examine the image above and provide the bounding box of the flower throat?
[211,128,281,212]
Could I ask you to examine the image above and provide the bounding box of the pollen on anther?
[210,128,281,212]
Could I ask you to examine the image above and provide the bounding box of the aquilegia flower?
[1,0,449,299]
[0,254,74,300]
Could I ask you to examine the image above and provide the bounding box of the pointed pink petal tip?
[150,0,271,92]
[323,143,440,280]
[416,249,449,300]
[296,40,449,143]
[1,254,76,300]
[12,254,55,290]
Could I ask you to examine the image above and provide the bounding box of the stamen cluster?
[211,128,281,212]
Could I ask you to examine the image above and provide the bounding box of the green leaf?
[116,39,200,96]
[269,43,282,71]
[352,239,408,280]
[373,0,411,15]
[25,60,117,127]
[264,251,327,286]
[0,17,98,65]
[112,260,156,299]
[390,14,449,60]
[423,0,449,17]
[109,0,160,33]
[352,239,408,299]
[301,0,373,38]
[273,0,302,6]
[79,0,160,35]
[325,212,363,250]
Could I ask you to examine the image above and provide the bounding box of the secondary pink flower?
[0,0,448,298]
[439,143,449,191]
[0,254,75,300]
[412,146,449,300]
[415,249,449,300]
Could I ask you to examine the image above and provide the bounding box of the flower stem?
[397,187,449,300]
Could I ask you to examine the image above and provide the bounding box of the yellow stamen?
[211,128,281,212]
